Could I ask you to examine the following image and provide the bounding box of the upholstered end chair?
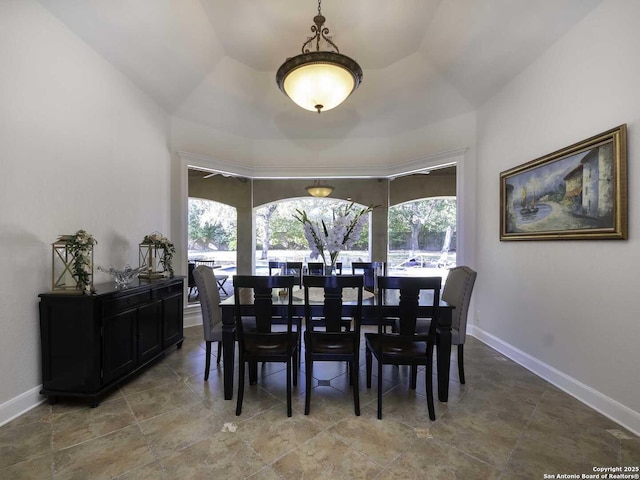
[441,266,477,384]
[410,265,477,384]
[192,265,224,381]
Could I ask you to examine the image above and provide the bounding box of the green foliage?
[64,230,97,293]
[190,196,456,258]
[388,198,456,251]
[188,199,236,251]
[257,198,372,252]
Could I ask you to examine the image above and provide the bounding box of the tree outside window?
[188,198,237,266]
[388,197,456,274]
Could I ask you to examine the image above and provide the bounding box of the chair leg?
[293,349,298,387]
[410,365,417,389]
[204,341,212,381]
[305,349,312,415]
[365,346,372,388]
[249,361,257,385]
[216,341,222,365]
[352,358,360,416]
[457,344,465,384]
[286,358,292,417]
[426,343,436,421]
[236,359,245,416]
[377,356,383,420]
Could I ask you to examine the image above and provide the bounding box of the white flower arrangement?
[294,203,375,270]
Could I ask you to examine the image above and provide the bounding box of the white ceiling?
[36,0,601,168]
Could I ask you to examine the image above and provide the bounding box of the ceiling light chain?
[302,0,339,55]
[276,0,362,114]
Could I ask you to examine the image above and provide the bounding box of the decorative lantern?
[139,232,175,279]
[138,242,166,279]
[51,231,95,293]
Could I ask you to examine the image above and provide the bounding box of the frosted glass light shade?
[276,52,363,113]
[306,183,334,197]
[284,63,355,113]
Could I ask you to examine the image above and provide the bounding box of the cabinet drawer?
[102,291,151,317]
[153,281,183,299]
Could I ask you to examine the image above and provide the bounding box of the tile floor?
[1,325,638,479]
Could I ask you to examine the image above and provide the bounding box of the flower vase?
[325,256,339,275]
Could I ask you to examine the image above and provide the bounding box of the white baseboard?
[469,325,640,437]
[0,385,46,428]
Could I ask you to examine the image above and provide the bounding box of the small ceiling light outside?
[306,180,335,197]
[276,0,363,114]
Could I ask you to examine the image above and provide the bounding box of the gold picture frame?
[500,125,627,241]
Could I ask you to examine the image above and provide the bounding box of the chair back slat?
[303,275,363,333]
[233,275,294,335]
[377,276,441,335]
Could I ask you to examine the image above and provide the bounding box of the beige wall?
[188,170,456,272]
[390,169,457,206]
[475,0,640,432]
[0,0,170,422]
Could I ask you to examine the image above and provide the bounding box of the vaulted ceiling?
[36,0,601,172]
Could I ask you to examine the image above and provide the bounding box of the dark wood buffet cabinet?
[39,277,184,407]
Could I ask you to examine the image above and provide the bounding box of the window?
[188,197,237,298]
[387,197,456,278]
[255,198,371,274]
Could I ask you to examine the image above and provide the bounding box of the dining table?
[219,286,454,402]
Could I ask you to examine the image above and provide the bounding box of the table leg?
[221,308,235,400]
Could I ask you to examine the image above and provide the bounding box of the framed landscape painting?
[500,125,627,241]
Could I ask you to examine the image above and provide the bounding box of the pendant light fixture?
[276,0,363,114]
[306,180,335,197]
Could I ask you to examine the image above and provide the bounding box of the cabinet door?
[138,300,163,364]
[162,293,183,348]
[40,298,100,393]
[103,308,137,385]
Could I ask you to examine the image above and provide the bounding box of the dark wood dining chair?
[308,261,343,275]
[187,262,197,299]
[351,261,385,292]
[233,275,298,416]
[283,261,303,287]
[303,274,364,415]
[365,276,441,420]
[268,261,284,276]
[266,261,303,350]
[306,262,325,275]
